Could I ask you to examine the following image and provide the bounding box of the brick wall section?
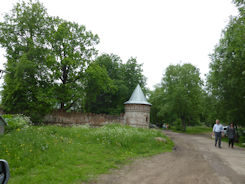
[44,111,124,126]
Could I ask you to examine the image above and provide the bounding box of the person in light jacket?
[227,123,236,148]
[212,119,223,148]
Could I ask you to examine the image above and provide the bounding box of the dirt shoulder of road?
[89,130,245,184]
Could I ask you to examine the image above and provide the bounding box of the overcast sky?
[0,0,239,89]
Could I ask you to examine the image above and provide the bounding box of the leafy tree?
[0,0,54,122]
[148,84,166,127]
[91,54,128,114]
[94,54,123,80]
[207,1,245,126]
[200,92,219,127]
[84,54,147,114]
[150,64,203,131]
[84,63,116,113]
[0,0,99,121]
[121,57,147,97]
[47,18,99,110]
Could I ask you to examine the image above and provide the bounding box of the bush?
[173,118,184,131]
[2,114,32,132]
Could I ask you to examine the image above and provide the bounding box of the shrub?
[173,118,184,131]
[2,114,32,132]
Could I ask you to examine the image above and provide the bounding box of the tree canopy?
[207,2,245,126]
[0,0,98,121]
[0,1,55,121]
[84,54,146,114]
[3,0,245,127]
[149,64,204,130]
[0,1,147,121]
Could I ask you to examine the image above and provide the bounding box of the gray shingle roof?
[124,84,151,105]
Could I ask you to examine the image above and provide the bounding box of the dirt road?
[91,131,245,184]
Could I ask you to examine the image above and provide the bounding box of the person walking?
[227,123,236,148]
[212,119,223,148]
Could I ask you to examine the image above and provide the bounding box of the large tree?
[84,62,117,113]
[150,64,203,130]
[121,57,147,97]
[0,0,99,121]
[207,0,245,125]
[0,0,54,121]
[47,18,99,110]
[84,54,147,114]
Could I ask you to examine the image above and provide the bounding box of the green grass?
[170,125,212,134]
[184,126,212,134]
[222,136,245,148]
[0,124,174,184]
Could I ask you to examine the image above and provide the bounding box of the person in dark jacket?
[227,123,236,148]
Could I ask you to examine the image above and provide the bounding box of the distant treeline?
[150,0,245,128]
[0,0,245,128]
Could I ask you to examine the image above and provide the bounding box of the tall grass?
[0,124,173,184]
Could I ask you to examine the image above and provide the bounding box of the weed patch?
[0,124,173,184]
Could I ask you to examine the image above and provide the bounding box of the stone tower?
[124,84,151,128]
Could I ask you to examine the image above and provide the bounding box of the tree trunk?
[60,102,64,110]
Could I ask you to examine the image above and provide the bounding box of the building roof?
[124,84,151,106]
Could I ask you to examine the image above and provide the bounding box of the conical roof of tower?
[124,84,151,105]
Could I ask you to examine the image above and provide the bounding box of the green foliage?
[150,64,204,130]
[173,118,183,131]
[2,54,55,122]
[2,114,32,132]
[84,54,147,114]
[47,18,99,110]
[170,125,212,134]
[199,92,218,127]
[121,57,147,96]
[232,0,245,15]
[207,4,245,126]
[0,124,174,183]
[0,0,99,121]
[0,1,147,119]
[183,126,212,134]
[0,1,55,122]
[148,85,166,127]
[84,62,117,113]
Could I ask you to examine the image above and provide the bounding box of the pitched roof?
[124,84,151,105]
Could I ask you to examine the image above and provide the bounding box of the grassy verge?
[0,124,173,184]
[170,125,212,134]
[221,137,245,148]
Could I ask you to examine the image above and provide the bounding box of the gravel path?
[90,131,245,184]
